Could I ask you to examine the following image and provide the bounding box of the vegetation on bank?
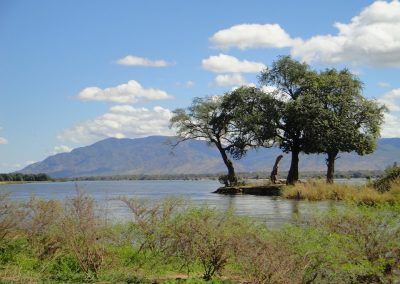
[282,165,400,204]
[282,180,400,205]
[0,191,399,283]
[65,170,384,182]
[171,56,386,186]
[0,173,51,183]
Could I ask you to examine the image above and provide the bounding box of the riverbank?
[213,184,283,196]
[0,193,399,283]
[213,178,400,205]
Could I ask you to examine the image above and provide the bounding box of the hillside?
[20,136,400,178]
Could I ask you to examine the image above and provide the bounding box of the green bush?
[373,165,400,192]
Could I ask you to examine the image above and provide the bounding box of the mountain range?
[20,136,400,178]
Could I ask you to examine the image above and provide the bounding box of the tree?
[304,69,386,183]
[259,56,317,184]
[170,95,256,187]
[220,86,280,158]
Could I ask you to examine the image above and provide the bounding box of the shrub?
[21,197,63,258]
[166,208,238,280]
[233,227,305,283]
[373,165,400,192]
[0,193,21,241]
[60,190,107,278]
[120,197,185,254]
[304,205,400,282]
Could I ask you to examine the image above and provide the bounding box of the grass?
[0,190,400,283]
[282,179,400,205]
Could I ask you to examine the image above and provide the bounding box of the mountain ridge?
[20,136,400,178]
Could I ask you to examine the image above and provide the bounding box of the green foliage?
[373,164,400,192]
[1,194,400,283]
[0,173,51,182]
[170,96,249,186]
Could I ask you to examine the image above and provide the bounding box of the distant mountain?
[20,136,400,178]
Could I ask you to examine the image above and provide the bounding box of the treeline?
[0,173,51,182]
[171,56,386,186]
[69,170,383,182]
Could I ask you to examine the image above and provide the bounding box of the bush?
[60,190,108,278]
[0,193,19,241]
[167,208,240,280]
[373,165,400,192]
[21,197,63,258]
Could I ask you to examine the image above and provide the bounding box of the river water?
[0,180,349,228]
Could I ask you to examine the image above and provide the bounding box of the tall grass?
[282,180,400,205]
[0,191,399,283]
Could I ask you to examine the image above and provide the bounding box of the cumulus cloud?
[202,54,266,73]
[117,55,170,67]
[58,105,173,144]
[52,145,72,154]
[379,88,400,111]
[210,23,300,49]
[214,74,247,86]
[378,88,400,137]
[211,1,400,67]
[77,80,172,104]
[382,112,400,137]
[291,1,400,66]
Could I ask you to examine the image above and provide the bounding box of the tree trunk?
[270,155,284,184]
[326,151,338,184]
[216,144,237,186]
[286,148,300,185]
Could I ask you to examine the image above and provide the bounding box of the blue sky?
[0,0,399,172]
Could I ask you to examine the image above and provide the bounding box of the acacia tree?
[170,95,257,187]
[304,69,386,183]
[259,56,317,184]
[220,86,280,160]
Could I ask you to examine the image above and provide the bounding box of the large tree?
[304,69,386,183]
[220,86,280,158]
[170,94,258,187]
[259,56,317,184]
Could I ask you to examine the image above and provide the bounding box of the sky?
[0,0,400,172]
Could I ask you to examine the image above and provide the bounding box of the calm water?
[0,180,343,228]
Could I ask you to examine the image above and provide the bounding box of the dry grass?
[282,180,400,205]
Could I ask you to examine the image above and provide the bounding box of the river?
[0,180,349,228]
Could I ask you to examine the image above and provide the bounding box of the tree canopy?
[304,68,386,182]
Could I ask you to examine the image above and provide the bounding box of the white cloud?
[378,82,391,88]
[117,55,170,67]
[214,74,247,87]
[185,80,194,88]
[379,88,400,111]
[58,105,173,144]
[202,54,266,73]
[211,1,400,67]
[52,145,72,154]
[378,88,400,137]
[291,1,400,66]
[0,126,7,145]
[382,112,400,137]
[77,80,172,104]
[176,80,195,88]
[0,160,36,172]
[210,23,299,49]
